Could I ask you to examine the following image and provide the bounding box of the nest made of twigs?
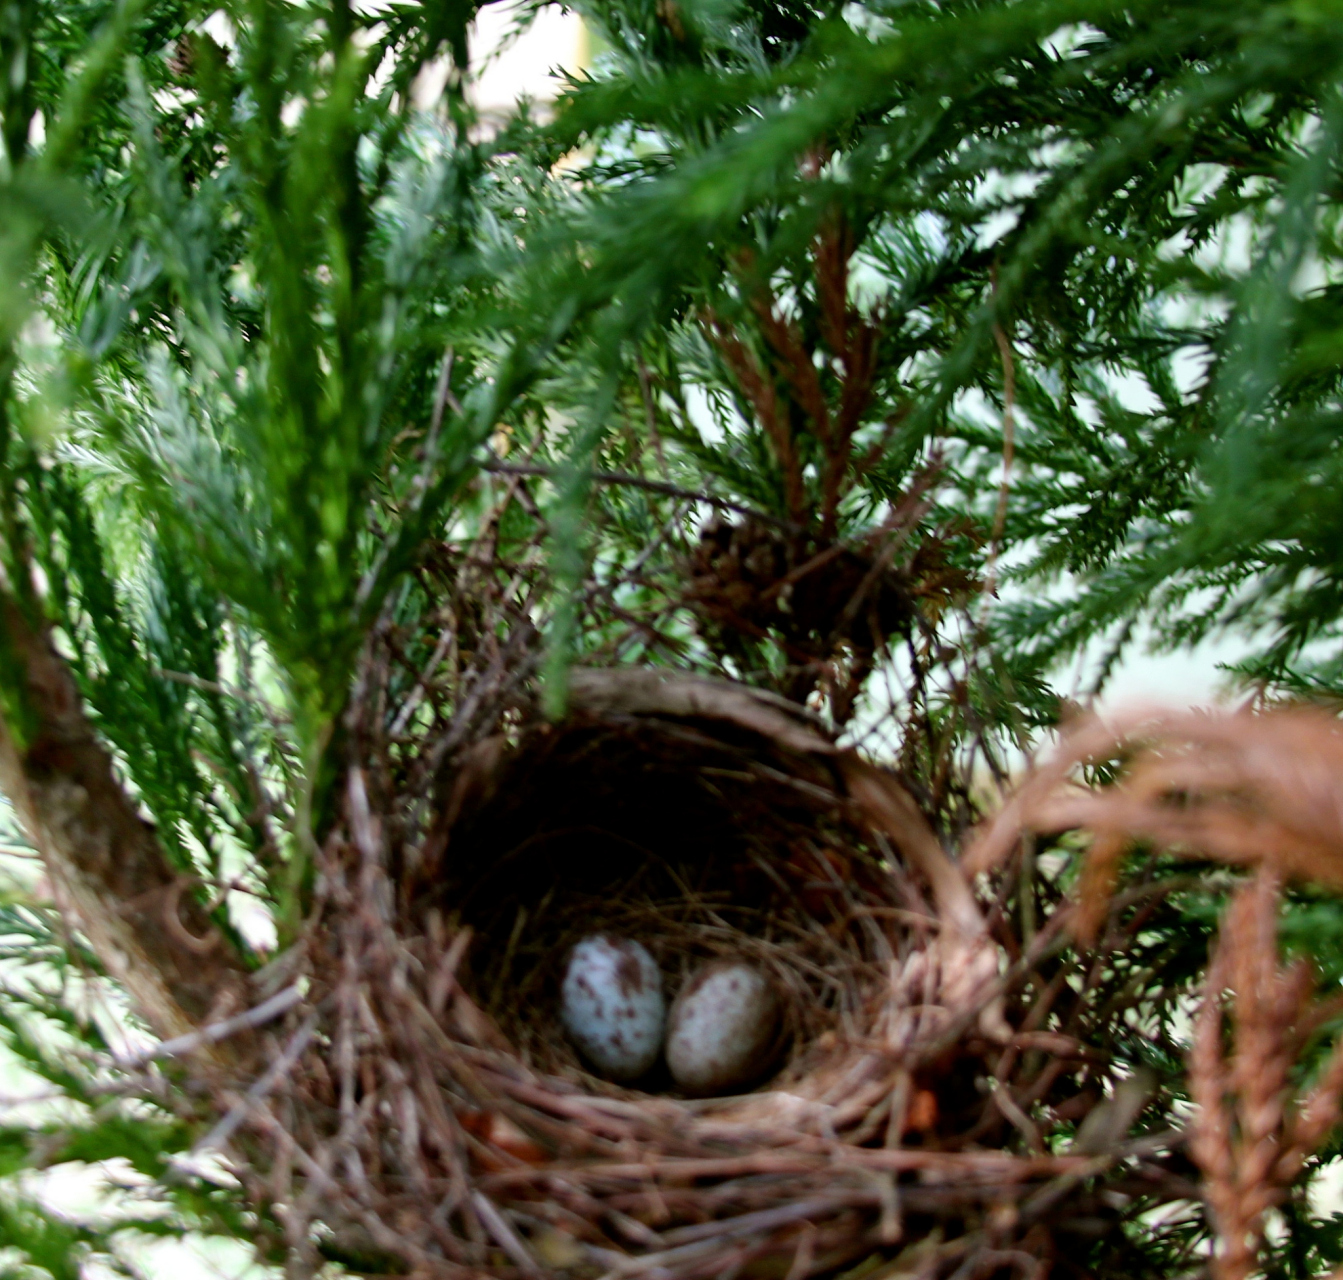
[205,669,1194,1280]
[416,699,900,1081]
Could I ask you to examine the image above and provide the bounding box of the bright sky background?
[468,3,588,120]
[1092,630,1252,713]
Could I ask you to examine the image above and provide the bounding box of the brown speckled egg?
[665,961,782,1096]
[560,935,665,1081]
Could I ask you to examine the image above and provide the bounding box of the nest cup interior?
[427,714,908,1092]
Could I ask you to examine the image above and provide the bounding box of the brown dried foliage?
[684,514,922,721]
[706,219,882,542]
[967,705,1343,1280]
[689,215,980,724]
[1190,870,1343,1280]
[966,706,1343,933]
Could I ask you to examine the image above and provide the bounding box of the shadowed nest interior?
[419,709,908,1083]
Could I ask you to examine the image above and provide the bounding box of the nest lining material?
[234,669,1116,1280]
[422,702,906,1083]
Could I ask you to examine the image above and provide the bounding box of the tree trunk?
[0,592,249,1043]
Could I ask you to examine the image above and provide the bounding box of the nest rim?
[228,669,1134,1280]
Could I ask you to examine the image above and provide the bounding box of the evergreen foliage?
[3,0,1343,1275]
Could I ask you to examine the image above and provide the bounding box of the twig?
[151,667,286,717]
[471,1190,544,1277]
[481,461,799,531]
[431,346,463,435]
[983,317,1017,605]
[118,983,305,1068]
[635,354,668,476]
[389,622,456,738]
[194,1011,319,1153]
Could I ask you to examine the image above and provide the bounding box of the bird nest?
[192,665,1204,1280]
[413,674,924,1079]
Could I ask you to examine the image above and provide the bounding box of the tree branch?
[0,593,251,1042]
[481,459,800,531]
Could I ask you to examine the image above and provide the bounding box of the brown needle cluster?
[967,705,1343,1280]
[1190,870,1343,1280]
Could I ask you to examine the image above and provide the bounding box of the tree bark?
[0,593,249,1043]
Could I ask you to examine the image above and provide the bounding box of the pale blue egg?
[560,936,665,1081]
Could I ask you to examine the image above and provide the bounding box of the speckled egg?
[560,935,665,1081]
[666,961,782,1096]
